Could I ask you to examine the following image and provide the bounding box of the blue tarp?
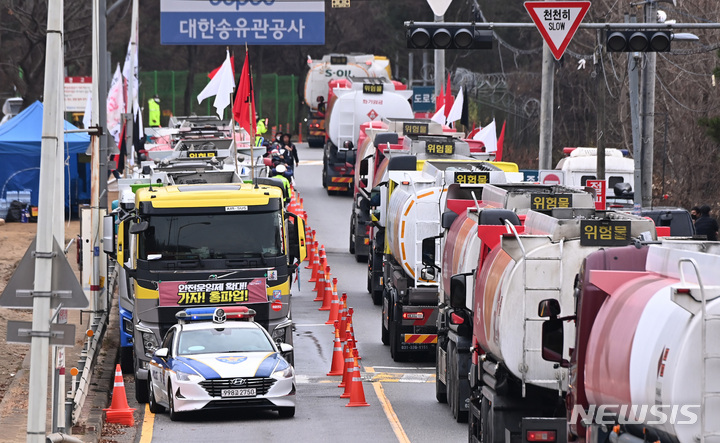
[0,101,91,207]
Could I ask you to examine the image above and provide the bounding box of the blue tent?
[0,101,91,209]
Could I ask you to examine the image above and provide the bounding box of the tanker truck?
[322,77,413,195]
[350,118,470,262]
[304,54,391,147]
[378,155,524,361]
[425,183,600,422]
[444,203,657,441]
[537,241,720,443]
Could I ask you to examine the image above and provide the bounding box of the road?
[132,143,467,442]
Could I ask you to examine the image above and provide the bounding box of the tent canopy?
[0,100,91,208]
[0,100,90,154]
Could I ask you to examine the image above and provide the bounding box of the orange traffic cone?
[339,334,355,395]
[308,242,321,282]
[313,266,327,301]
[305,232,316,267]
[327,321,345,376]
[325,283,340,325]
[319,246,328,273]
[347,307,360,359]
[319,276,335,311]
[346,349,370,407]
[103,364,135,426]
[338,293,348,340]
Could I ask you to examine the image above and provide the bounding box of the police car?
[147,306,296,420]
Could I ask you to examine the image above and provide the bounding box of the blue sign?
[412,86,435,112]
[160,0,325,45]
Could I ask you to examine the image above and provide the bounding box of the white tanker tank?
[578,243,720,442]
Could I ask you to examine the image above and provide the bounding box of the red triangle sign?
[524,1,591,60]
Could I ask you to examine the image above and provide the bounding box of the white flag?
[197,51,236,119]
[445,87,463,124]
[107,64,125,144]
[472,119,497,152]
[431,105,446,125]
[122,0,139,114]
[82,91,92,129]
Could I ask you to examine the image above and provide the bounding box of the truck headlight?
[271,326,287,343]
[141,331,159,357]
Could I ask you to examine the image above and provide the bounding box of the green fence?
[138,71,300,134]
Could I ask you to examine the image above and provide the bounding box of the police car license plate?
[221,388,256,397]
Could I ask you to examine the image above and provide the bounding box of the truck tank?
[584,244,720,441]
[473,209,657,391]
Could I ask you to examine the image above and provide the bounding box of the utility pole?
[98,0,108,208]
[27,0,63,440]
[596,28,606,181]
[626,14,643,211]
[640,0,658,208]
[434,14,445,102]
[538,42,554,170]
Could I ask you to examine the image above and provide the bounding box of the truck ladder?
[504,221,565,397]
[678,258,720,442]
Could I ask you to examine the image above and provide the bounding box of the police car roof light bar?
[175,306,256,324]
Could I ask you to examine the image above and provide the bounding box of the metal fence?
[138,71,300,134]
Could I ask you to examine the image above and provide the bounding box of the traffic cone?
[327,321,345,376]
[319,276,335,311]
[325,284,340,325]
[307,240,318,270]
[339,334,355,394]
[309,244,322,282]
[103,364,136,426]
[346,349,370,407]
[347,307,360,359]
[319,246,328,273]
[338,293,348,340]
[313,266,327,300]
[304,232,315,266]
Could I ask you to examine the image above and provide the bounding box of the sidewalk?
[0,295,121,442]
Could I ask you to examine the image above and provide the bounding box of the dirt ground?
[0,220,80,403]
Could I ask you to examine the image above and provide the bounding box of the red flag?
[233,50,256,138]
[444,74,453,118]
[209,55,235,79]
[496,120,506,162]
[435,86,445,113]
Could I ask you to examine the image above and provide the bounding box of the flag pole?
[228,47,239,176]
[247,44,255,184]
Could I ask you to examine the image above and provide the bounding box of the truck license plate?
[221,388,256,397]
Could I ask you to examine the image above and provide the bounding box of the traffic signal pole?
[538,43,554,170]
[434,14,445,101]
[641,1,658,208]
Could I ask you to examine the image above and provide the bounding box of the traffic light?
[606,30,672,52]
[406,24,493,50]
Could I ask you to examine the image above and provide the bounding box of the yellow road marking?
[139,404,154,443]
[366,367,411,443]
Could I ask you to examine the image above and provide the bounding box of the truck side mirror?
[102,214,116,256]
[538,299,561,318]
[129,220,149,234]
[285,212,306,264]
[449,274,468,309]
[541,318,569,368]
[421,237,437,268]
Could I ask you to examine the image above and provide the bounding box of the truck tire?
[435,345,447,403]
[349,213,356,254]
[449,342,468,423]
[120,346,133,375]
[390,316,408,362]
[381,289,390,345]
[135,374,149,404]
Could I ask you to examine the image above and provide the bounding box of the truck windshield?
[137,211,283,260]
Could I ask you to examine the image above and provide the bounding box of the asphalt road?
[129,143,467,442]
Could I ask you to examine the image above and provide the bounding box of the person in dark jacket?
[694,205,719,241]
[281,133,299,170]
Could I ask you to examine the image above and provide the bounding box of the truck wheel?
[390,319,408,362]
[322,161,328,188]
[381,291,389,345]
[349,214,356,254]
[120,346,133,375]
[435,345,447,403]
[448,341,458,418]
[449,343,468,423]
[371,287,382,306]
[135,373,149,404]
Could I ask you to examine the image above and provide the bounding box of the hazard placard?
[524,1,591,60]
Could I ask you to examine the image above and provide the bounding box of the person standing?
[690,206,700,223]
[694,205,719,241]
[255,113,268,146]
[281,133,299,171]
[148,94,161,127]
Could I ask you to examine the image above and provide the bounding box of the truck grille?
[199,377,276,397]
